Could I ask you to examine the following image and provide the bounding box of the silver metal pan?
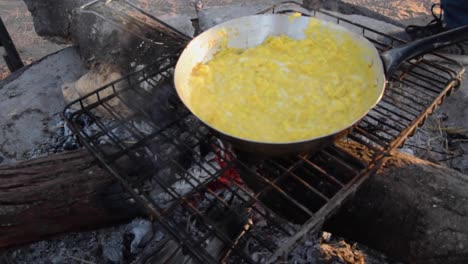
[174,14,468,156]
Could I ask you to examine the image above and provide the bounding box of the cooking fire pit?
[63,3,465,263]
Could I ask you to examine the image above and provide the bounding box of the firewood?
[325,151,468,264]
[0,149,143,249]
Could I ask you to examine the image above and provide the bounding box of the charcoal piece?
[146,82,181,128]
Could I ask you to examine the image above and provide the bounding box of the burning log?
[325,151,468,264]
[0,149,143,249]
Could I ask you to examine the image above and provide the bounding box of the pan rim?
[174,14,386,146]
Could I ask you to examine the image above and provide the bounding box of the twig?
[436,118,444,138]
[426,127,468,135]
[436,153,464,162]
[451,139,468,143]
[65,255,96,264]
[404,143,452,155]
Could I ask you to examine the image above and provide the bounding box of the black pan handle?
[381,25,468,76]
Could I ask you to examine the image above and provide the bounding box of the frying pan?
[174,14,468,156]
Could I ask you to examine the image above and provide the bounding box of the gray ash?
[14,112,79,161]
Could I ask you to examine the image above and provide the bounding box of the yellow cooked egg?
[188,18,379,142]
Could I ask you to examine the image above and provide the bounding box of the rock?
[303,0,324,10]
[158,13,195,37]
[61,62,134,118]
[22,0,89,43]
[0,47,85,163]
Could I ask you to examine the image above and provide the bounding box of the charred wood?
[325,152,468,264]
[0,149,143,249]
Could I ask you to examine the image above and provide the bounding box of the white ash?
[101,230,125,263]
[0,218,166,264]
[13,112,80,161]
[153,230,166,242]
[1,226,120,264]
[127,218,154,254]
[60,107,160,150]
[238,220,300,263]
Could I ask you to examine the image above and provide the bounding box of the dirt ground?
[0,0,66,80]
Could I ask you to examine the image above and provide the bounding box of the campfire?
[60,4,463,259]
[1,1,467,264]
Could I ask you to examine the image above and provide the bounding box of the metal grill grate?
[63,4,465,263]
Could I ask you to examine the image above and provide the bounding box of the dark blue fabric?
[442,0,468,28]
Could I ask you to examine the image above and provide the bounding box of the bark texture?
[326,153,468,264]
[0,149,142,249]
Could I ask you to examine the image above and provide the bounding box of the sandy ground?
[0,0,66,79]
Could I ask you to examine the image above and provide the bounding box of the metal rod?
[0,17,23,72]
[267,159,333,200]
[298,157,345,187]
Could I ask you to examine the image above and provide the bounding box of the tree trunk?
[325,152,468,264]
[0,149,142,249]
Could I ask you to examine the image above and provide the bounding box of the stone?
[303,0,323,11]
[0,47,86,163]
[61,62,134,118]
[22,0,89,43]
[158,13,195,37]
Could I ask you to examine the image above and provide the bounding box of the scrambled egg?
[188,18,379,142]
